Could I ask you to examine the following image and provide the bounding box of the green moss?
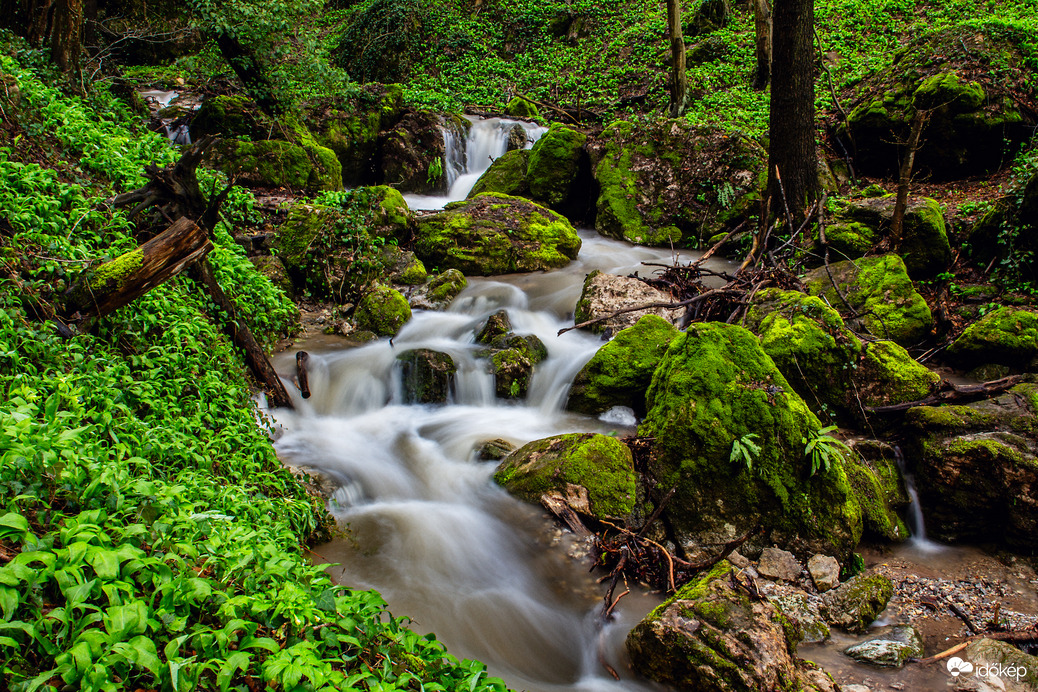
[191,94,263,139]
[87,247,144,293]
[397,256,428,285]
[527,123,587,207]
[469,149,531,198]
[427,268,467,302]
[567,315,680,416]
[913,71,985,110]
[353,283,412,336]
[842,451,909,542]
[214,139,342,191]
[493,432,637,518]
[505,96,539,118]
[946,306,1038,366]
[819,221,877,259]
[856,341,940,406]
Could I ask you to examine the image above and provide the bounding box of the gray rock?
[820,573,894,633]
[953,638,1038,691]
[808,554,841,592]
[844,624,924,667]
[770,592,830,644]
[757,547,802,582]
[841,686,872,692]
[574,271,680,335]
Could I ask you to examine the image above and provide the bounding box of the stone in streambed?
[844,624,924,667]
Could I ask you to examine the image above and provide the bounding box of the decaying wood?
[540,492,592,537]
[296,351,311,399]
[191,258,293,409]
[62,217,212,320]
[866,375,1026,414]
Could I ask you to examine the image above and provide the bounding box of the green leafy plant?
[427,156,444,184]
[729,433,762,472]
[802,425,852,476]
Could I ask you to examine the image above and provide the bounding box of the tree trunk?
[3,0,82,75]
[667,0,688,118]
[890,109,927,247]
[49,0,83,75]
[768,0,817,221]
[215,33,283,116]
[752,0,772,90]
[63,217,212,320]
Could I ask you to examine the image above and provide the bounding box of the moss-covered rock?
[626,560,818,691]
[968,173,1038,282]
[494,432,636,519]
[527,123,592,221]
[902,384,1038,550]
[487,335,547,399]
[414,193,581,275]
[567,315,680,416]
[475,310,512,345]
[639,322,863,559]
[379,111,469,194]
[468,149,531,199]
[844,625,923,667]
[353,283,411,337]
[589,119,766,247]
[398,349,455,403]
[803,255,933,346]
[844,440,910,542]
[382,247,428,285]
[574,271,680,335]
[962,638,1038,689]
[248,256,296,299]
[770,592,831,644]
[945,306,1038,369]
[819,572,894,633]
[835,25,1036,179]
[191,94,267,140]
[817,221,878,261]
[310,84,405,186]
[427,269,467,303]
[210,139,343,192]
[505,96,539,119]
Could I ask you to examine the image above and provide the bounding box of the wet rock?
[842,685,873,692]
[427,269,468,304]
[803,254,933,347]
[527,123,592,222]
[414,193,581,275]
[475,310,512,345]
[382,247,427,286]
[770,592,831,644]
[953,638,1038,691]
[506,123,528,151]
[474,438,515,462]
[843,440,910,542]
[398,349,455,404]
[566,314,679,416]
[380,112,470,194]
[808,554,841,592]
[574,271,680,335]
[945,306,1038,369]
[488,335,547,399]
[638,322,863,560]
[494,432,637,520]
[589,119,766,247]
[820,572,894,633]
[758,547,802,582]
[626,560,824,691]
[469,149,531,198]
[353,283,411,337]
[844,624,924,667]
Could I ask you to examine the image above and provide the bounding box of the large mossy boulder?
[901,383,1038,550]
[589,119,766,246]
[505,96,539,119]
[639,322,863,558]
[273,187,412,300]
[209,139,343,192]
[191,95,267,140]
[945,306,1038,369]
[494,433,637,520]
[526,123,592,221]
[626,561,829,692]
[413,193,581,275]
[844,440,910,542]
[835,24,1036,179]
[379,112,469,194]
[468,149,531,198]
[310,84,404,186]
[803,254,933,347]
[353,283,411,337]
[744,288,939,423]
[574,271,680,335]
[567,315,680,416]
[958,639,1038,691]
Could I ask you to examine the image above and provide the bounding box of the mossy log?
[63,217,212,320]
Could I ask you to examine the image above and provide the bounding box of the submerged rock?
[574,271,680,335]
[844,624,924,667]
[819,572,894,633]
[566,314,679,416]
[494,433,637,520]
[638,322,863,559]
[414,193,581,275]
[398,349,455,404]
[353,283,411,337]
[626,561,827,691]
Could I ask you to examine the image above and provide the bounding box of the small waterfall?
[440,117,468,191]
[893,445,945,552]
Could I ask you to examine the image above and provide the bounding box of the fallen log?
[191,258,294,409]
[63,217,212,320]
[865,375,1026,414]
[296,351,311,399]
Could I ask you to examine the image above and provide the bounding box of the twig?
[950,602,980,635]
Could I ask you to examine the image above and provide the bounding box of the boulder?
[589,119,766,246]
[953,638,1038,691]
[566,315,680,416]
[487,335,548,399]
[475,310,513,345]
[468,149,531,198]
[844,625,924,667]
[353,283,411,337]
[968,171,1038,282]
[574,271,680,335]
[379,112,469,194]
[803,254,933,347]
[770,592,831,644]
[687,0,731,36]
[310,84,404,186]
[506,123,527,151]
[474,438,515,462]
[835,25,1035,179]
[414,193,581,275]
[819,572,894,633]
[409,269,468,310]
[209,139,343,192]
[639,322,863,559]
[398,349,455,404]
[626,561,829,691]
[757,547,802,583]
[527,123,592,221]
[494,433,637,520]
[843,440,910,542]
[945,306,1038,369]
[505,96,539,119]
[382,247,427,285]
[191,94,266,140]
[901,383,1038,550]
[807,555,841,592]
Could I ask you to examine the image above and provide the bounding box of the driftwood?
[540,492,592,537]
[866,375,1026,414]
[296,351,311,399]
[191,258,293,409]
[63,217,212,320]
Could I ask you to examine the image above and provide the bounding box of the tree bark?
[667,0,688,118]
[214,33,283,116]
[890,109,927,247]
[768,0,817,221]
[62,217,212,320]
[49,0,83,75]
[752,0,772,90]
